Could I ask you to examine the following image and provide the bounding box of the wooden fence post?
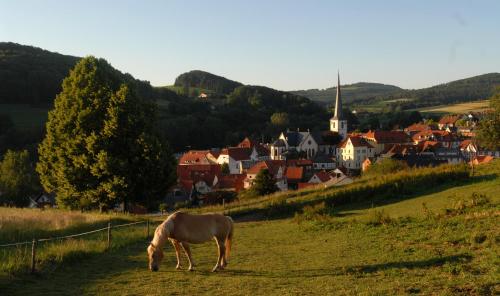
[107,221,112,250]
[146,219,150,239]
[30,238,37,274]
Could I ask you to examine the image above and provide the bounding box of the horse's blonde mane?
[151,218,174,249]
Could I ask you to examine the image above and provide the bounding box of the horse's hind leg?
[213,237,226,272]
[170,239,182,270]
[180,242,195,271]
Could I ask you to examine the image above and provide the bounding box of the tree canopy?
[0,149,39,207]
[476,88,500,150]
[36,57,176,211]
[251,169,278,196]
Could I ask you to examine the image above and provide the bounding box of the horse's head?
[147,243,164,272]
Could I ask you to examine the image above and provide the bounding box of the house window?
[341,122,344,128]
[333,122,336,128]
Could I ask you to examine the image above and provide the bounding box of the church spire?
[333,71,342,119]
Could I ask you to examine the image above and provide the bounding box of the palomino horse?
[147,212,234,272]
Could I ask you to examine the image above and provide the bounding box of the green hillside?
[0,42,79,105]
[291,82,403,105]
[2,161,498,295]
[388,73,500,110]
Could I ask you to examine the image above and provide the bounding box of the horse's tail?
[225,216,234,260]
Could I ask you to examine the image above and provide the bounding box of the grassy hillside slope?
[2,161,498,295]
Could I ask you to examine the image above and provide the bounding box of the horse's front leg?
[169,239,182,270]
[180,242,195,271]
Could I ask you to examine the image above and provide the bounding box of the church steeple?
[333,71,342,119]
[330,71,347,139]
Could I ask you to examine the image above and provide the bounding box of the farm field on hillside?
[2,162,498,295]
[413,100,491,114]
[2,198,498,295]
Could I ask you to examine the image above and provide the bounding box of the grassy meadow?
[0,209,148,276]
[1,161,498,295]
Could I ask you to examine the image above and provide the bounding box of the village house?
[336,136,375,171]
[362,130,412,155]
[216,147,252,174]
[438,115,461,130]
[269,129,319,160]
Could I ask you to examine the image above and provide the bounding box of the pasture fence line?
[0,219,151,274]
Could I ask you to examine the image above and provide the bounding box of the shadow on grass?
[222,253,473,278]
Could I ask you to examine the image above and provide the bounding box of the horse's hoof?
[188,267,195,272]
[176,266,182,270]
[212,267,218,272]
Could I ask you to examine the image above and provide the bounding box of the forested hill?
[291,82,402,104]
[174,70,243,95]
[0,42,80,104]
[387,73,500,109]
[293,73,500,109]
[0,42,182,105]
[0,43,328,153]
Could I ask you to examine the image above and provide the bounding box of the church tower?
[330,72,347,139]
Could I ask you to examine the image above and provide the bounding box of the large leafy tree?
[251,169,278,196]
[37,57,176,211]
[0,149,39,207]
[476,88,500,150]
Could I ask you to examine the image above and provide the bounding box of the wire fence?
[0,219,151,274]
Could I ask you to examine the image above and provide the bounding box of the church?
[270,72,346,162]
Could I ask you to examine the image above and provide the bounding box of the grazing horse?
[147,212,234,272]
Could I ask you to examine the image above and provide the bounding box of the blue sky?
[1,0,499,90]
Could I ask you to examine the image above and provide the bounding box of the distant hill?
[291,82,403,105]
[388,73,500,109]
[0,42,80,104]
[293,73,500,110]
[0,42,182,106]
[174,70,243,95]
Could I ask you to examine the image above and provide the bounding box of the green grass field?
[1,161,498,295]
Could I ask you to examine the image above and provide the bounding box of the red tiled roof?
[405,123,434,132]
[313,171,331,183]
[383,144,418,155]
[472,155,494,165]
[438,115,460,125]
[363,130,410,144]
[287,159,313,167]
[238,137,258,148]
[459,140,473,150]
[217,174,246,192]
[286,167,304,181]
[338,136,374,149]
[179,150,213,165]
[247,160,285,176]
[177,164,221,182]
[220,147,252,161]
[418,140,440,152]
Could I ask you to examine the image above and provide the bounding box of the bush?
[364,209,392,226]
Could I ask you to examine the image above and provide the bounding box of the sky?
[1,0,499,90]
